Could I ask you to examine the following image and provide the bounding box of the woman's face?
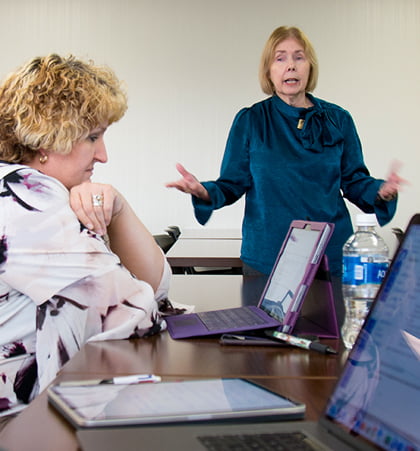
[38,125,108,189]
[269,37,311,106]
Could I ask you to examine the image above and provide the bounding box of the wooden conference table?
[0,275,346,451]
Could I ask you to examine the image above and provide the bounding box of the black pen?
[265,330,337,354]
[220,334,288,347]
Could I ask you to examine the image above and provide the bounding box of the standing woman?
[0,54,171,422]
[167,26,403,307]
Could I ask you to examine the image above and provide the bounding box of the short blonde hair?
[0,54,128,163]
[259,26,319,95]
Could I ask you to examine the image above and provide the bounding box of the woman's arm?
[69,182,166,292]
[167,108,252,226]
[107,199,165,292]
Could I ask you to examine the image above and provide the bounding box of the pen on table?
[219,334,288,346]
[222,334,271,342]
[264,330,338,355]
[59,374,162,386]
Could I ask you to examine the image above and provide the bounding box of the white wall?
[1,0,419,253]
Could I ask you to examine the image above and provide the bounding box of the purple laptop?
[166,220,338,339]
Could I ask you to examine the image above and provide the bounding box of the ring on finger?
[92,193,104,207]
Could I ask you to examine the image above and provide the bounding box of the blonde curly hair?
[0,54,128,163]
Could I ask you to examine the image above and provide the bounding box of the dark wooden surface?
[0,275,346,451]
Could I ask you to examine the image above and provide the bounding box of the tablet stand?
[293,255,339,338]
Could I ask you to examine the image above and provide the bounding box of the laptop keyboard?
[198,431,320,450]
[197,308,267,331]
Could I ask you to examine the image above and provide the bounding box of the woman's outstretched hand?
[377,160,408,201]
[166,163,210,201]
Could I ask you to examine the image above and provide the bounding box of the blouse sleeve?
[339,110,397,226]
[192,108,252,225]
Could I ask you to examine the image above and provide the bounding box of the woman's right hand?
[166,163,210,201]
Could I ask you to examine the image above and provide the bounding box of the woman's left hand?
[69,182,124,235]
[377,160,408,201]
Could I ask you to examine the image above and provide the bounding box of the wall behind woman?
[1,0,418,253]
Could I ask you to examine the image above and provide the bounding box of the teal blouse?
[192,94,397,276]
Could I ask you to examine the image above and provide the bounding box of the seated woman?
[0,54,171,422]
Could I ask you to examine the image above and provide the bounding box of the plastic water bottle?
[341,214,389,349]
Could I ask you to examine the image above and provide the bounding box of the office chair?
[153,225,181,254]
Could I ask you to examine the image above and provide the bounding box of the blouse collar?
[272,94,344,152]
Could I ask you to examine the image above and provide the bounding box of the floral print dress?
[0,163,170,416]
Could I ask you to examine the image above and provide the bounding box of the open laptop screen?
[324,219,420,450]
[260,224,326,322]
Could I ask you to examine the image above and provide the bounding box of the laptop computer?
[77,213,420,451]
[165,220,338,339]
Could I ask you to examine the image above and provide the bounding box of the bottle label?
[342,255,389,285]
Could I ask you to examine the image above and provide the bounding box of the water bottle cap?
[356,213,377,226]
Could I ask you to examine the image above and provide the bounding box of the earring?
[39,154,48,164]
